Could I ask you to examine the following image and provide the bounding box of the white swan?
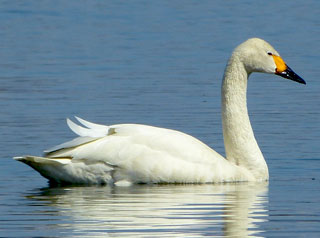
[14,38,305,185]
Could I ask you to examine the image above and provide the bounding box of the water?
[0,0,319,237]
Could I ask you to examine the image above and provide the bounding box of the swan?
[14,38,306,185]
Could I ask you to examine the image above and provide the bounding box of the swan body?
[14,38,305,185]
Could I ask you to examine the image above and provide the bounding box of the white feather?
[75,116,109,131]
[43,136,98,155]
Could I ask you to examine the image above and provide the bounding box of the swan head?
[234,38,306,84]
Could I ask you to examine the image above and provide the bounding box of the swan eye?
[267,52,273,56]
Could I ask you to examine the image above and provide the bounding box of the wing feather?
[44,136,98,155]
[44,117,114,156]
[75,116,109,131]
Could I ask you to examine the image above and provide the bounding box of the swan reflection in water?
[27,183,268,237]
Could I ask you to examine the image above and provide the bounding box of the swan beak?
[276,65,306,84]
[273,55,306,84]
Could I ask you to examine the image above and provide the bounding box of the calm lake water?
[1,0,319,237]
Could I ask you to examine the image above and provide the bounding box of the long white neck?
[221,54,268,180]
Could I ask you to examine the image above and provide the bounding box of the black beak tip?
[293,75,306,85]
[276,65,306,85]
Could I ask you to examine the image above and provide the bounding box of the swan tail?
[14,155,71,165]
[13,156,72,183]
[13,155,114,185]
[14,117,118,184]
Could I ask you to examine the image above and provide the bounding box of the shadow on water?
[24,182,269,237]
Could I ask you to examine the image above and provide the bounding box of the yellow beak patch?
[272,55,287,73]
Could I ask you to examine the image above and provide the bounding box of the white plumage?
[14,38,305,185]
